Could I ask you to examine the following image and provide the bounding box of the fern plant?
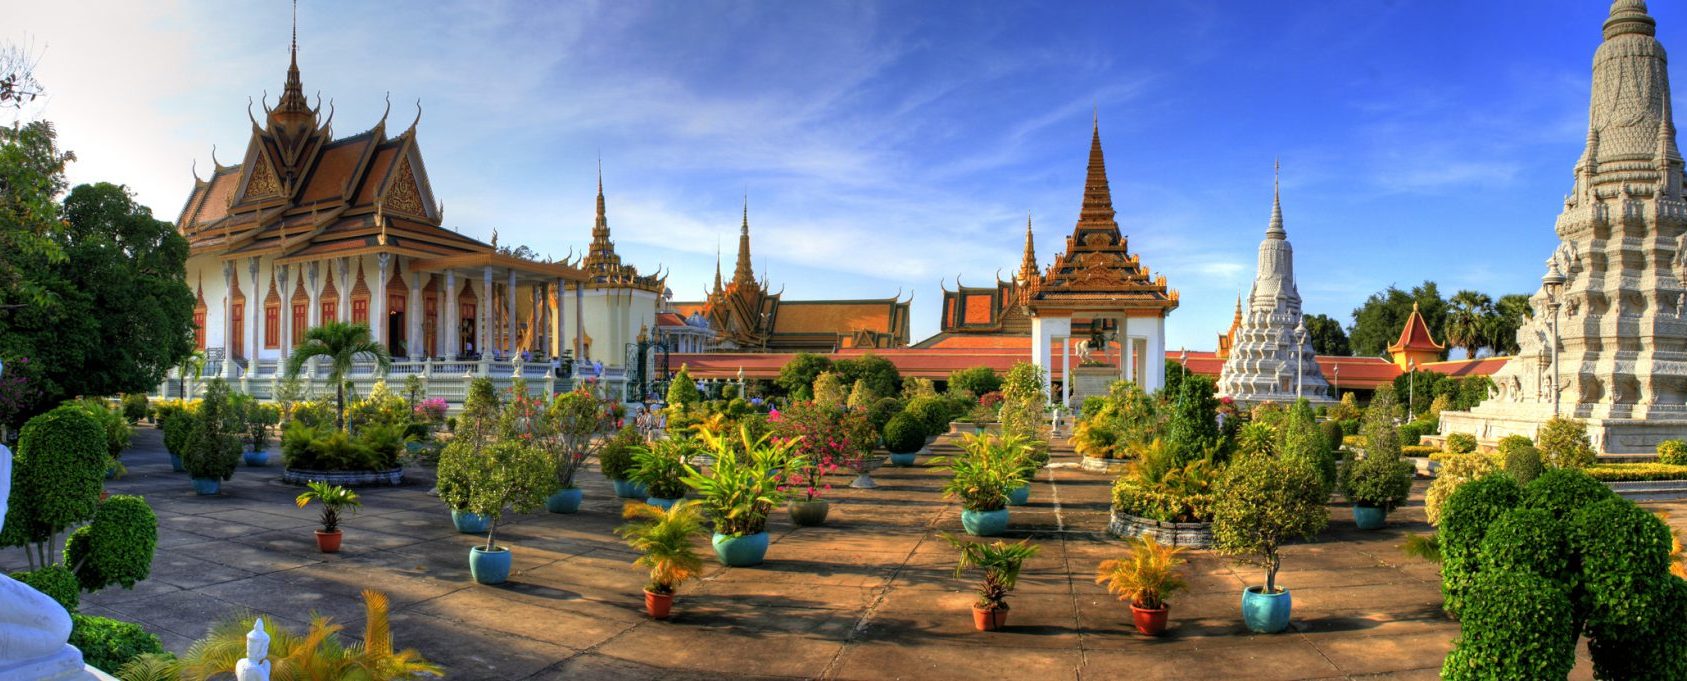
[1096,535,1189,610]
[616,500,708,594]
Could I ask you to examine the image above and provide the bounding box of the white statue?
[234,618,270,681]
[0,358,87,679]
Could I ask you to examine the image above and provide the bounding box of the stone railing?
[154,358,629,410]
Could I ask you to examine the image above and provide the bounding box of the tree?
[0,405,107,567]
[0,120,70,310]
[1163,374,1220,466]
[1348,281,1447,358]
[775,353,832,400]
[0,43,45,109]
[1486,293,1533,356]
[1212,454,1329,594]
[666,365,701,411]
[947,366,1002,397]
[1303,314,1350,356]
[1444,290,1494,359]
[812,371,848,409]
[833,353,901,398]
[284,322,393,430]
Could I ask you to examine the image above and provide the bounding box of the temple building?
[1442,0,1687,453]
[176,27,589,389]
[1388,303,1446,370]
[1216,170,1333,404]
[557,167,667,367]
[670,204,912,353]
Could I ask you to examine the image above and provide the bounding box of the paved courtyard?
[9,427,1682,680]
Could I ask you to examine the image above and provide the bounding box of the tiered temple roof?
[578,166,665,293]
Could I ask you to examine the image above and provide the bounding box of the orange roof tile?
[1389,302,1445,354]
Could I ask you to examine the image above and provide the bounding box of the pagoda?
[564,165,666,363]
[1388,303,1445,370]
[1216,169,1332,405]
[1442,0,1687,453]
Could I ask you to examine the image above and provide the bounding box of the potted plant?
[437,438,556,585]
[182,380,243,495]
[517,388,607,515]
[1339,452,1413,530]
[616,499,707,619]
[242,400,279,467]
[631,438,694,510]
[683,427,801,566]
[294,481,360,553]
[781,442,838,527]
[883,413,925,467]
[1211,454,1329,633]
[936,433,1026,536]
[1095,536,1188,636]
[942,533,1040,631]
[434,440,489,533]
[599,426,646,499]
[1006,442,1043,507]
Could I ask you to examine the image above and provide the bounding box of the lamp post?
[1179,347,1188,378]
[1542,261,1567,418]
[1294,320,1307,401]
[1332,364,1341,401]
[1408,358,1417,418]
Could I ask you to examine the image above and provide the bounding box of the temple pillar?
[277,263,291,362]
[336,258,351,322]
[221,261,236,378]
[444,270,458,359]
[373,254,389,346]
[1145,316,1166,393]
[574,284,585,359]
[554,277,566,360]
[480,266,492,359]
[506,269,517,356]
[409,270,424,360]
[247,258,261,367]
[307,261,321,329]
[1030,316,1070,401]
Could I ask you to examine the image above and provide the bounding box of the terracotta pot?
[99,490,110,502]
[314,530,343,553]
[644,589,674,619]
[1130,603,1170,636]
[971,605,1008,631]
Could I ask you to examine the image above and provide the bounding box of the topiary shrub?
[1569,497,1674,636]
[1319,420,1344,454]
[1339,451,1413,512]
[597,426,643,481]
[947,366,1002,398]
[1477,508,1569,586]
[1521,468,1616,522]
[1440,570,1577,681]
[0,405,108,551]
[1537,417,1596,469]
[1502,445,1544,486]
[69,614,166,674]
[161,411,195,459]
[1658,439,1687,466]
[1585,575,1687,681]
[10,564,79,612]
[183,380,242,481]
[1425,452,1501,526]
[120,393,149,424]
[63,495,157,592]
[1397,421,1432,447]
[1437,473,1523,616]
[866,397,903,435]
[1445,432,1477,454]
[883,413,926,455]
[903,396,949,437]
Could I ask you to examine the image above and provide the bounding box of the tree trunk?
[485,518,499,552]
[336,381,346,431]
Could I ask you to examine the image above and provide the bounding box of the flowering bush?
[413,398,448,424]
[978,391,1004,410]
[771,401,874,475]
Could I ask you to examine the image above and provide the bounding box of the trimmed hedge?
[9,564,79,612]
[1569,498,1674,635]
[64,495,157,592]
[69,614,166,673]
[883,413,926,455]
[1402,445,1438,457]
[1522,468,1616,522]
[902,397,950,437]
[1437,474,1522,616]
[1478,508,1569,586]
[0,405,108,547]
[1657,440,1687,466]
[1445,432,1477,454]
[1503,445,1544,485]
[1440,570,1577,681]
[1585,463,1687,482]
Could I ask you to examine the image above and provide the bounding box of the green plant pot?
[712,531,769,566]
[546,488,584,514]
[1241,586,1292,633]
[788,500,830,527]
[1007,483,1031,506]
[1352,505,1387,530]
[451,509,491,534]
[469,546,511,585]
[888,452,917,467]
[191,477,220,495]
[961,508,1009,536]
[612,478,648,499]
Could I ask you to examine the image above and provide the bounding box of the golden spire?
[731,194,756,289]
[1017,212,1038,284]
[712,241,723,295]
[1073,114,1119,239]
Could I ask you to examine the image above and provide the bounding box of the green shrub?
[1585,463,1687,481]
[866,396,903,435]
[1503,445,1544,485]
[1537,417,1596,469]
[0,405,108,548]
[1437,473,1522,616]
[1397,420,1433,447]
[183,380,242,481]
[120,393,149,424]
[1521,468,1616,522]
[69,614,166,674]
[1586,575,1687,680]
[10,564,79,611]
[1401,444,1438,457]
[1478,508,1569,585]
[1080,396,1108,420]
[883,413,926,455]
[903,396,950,437]
[279,421,404,471]
[63,495,157,592]
[1339,452,1412,511]
[1424,452,1502,526]
[1569,497,1674,635]
[1211,454,1328,592]
[1318,420,1344,454]
[667,365,702,410]
[1445,432,1477,454]
[1440,570,1576,681]
[74,398,133,459]
[160,411,195,458]
[947,366,1002,397]
[1495,434,1532,453]
[1658,439,1687,466]
[598,426,643,480]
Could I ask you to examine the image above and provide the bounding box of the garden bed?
[1080,455,1130,474]
[281,467,405,487]
[1106,508,1213,548]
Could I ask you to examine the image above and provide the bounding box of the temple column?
[277,263,292,362]
[1060,335,1072,408]
[409,270,424,360]
[221,261,236,378]
[1146,316,1167,393]
[481,266,493,359]
[443,270,457,359]
[1029,316,1069,401]
[574,284,585,359]
[247,258,261,367]
[336,258,351,322]
[506,270,517,357]
[554,277,566,360]
[307,262,321,327]
[373,254,389,347]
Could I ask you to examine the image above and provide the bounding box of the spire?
[1017,212,1039,283]
[1233,295,1243,325]
[1069,115,1121,246]
[1266,158,1286,240]
[593,159,609,239]
[582,161,620,273]
[731,195,756,289]
[1605,0,1656,40]
[712,242,723,295]
[272,0,311,123]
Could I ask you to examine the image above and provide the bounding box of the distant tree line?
[1302,281,1532,359]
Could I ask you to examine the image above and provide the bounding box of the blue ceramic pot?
[961,508,1010,536]
[469,546,512,585]
[613,479,648,499]
[1007,484,1031,506]
[1241,586,1292,633]
[1353,505,1387,530]
[888,452,917,467]
[451,509,491,534]
[191,477,220,495]
[243,450,269,467]
[546,488,584,514]
[712,531,769,566]
[169,454,185,472]
[646,496,682,511]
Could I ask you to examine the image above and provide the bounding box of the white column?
[506,269,517,356]
[481,266,493,359]
[1060,335,1071,408]
[1146,315,1167,393]
[221,260,236,377]
[277,263,292,361]
[574,284,585,359]
[1029,316,1069,400]
[554,277,566,360]
[247,258,261,364]
[444,270,458,358]
[409,271,424,360]
[307,261,321,328]
[374,254,390,345]
[336,258,351,322]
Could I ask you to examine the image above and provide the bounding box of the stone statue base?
[0,644,110,680]
[1440,404,1687,456]
[1069,366,1117,406]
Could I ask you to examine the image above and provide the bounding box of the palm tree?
[177,349,206,400]
[1444,290,1493,359]
[284,322,392,429]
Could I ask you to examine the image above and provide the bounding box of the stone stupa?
[1216,166,1333,405]
[1441,0,1687,453]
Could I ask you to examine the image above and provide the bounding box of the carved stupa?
[1441,0,1687,453]
[1216,168,1332,405]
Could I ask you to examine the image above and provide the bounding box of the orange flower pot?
[1131,603,1170,636]
[314,530,343,553]
[645,589,674,619]
[972,606,1008,631]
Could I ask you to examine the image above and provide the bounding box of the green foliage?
[617,500,707,594]
[10,564,78,611]
[70,614,166,674]
[1340,452,1412,510]
[936,433,1033,512]
[436,437,555,550]
[901,376,938,400]
[72,398,132,460]
[865,396,903,435]
[1445,432,1477,454]
[776,353,832,400]
[171,589,438,681]
[942,534,1041,610]
[1424,452,1501,526]
[681,428,800,536]
[1585,576,1687,681]
[1279,399,1335,492]
[119,393,149,423]
[1162,374,1219,467]
[1536,417,1595,470]
[283,322,392,430]
[1569,497,1674,635]
[883,413,926,454]
[1211,454,1328,592]
[1584,462,1687,481]
[239,398,280,453]
[183,379,242,481]
[1437,474,1523,616]
[1349,281,1447,358]
[279,421,405,472]
[598,425,644,480]
[832,352,901,398]
[845,378,876,410]
[998,361,1047,443]
[294,482,360,533]
[1110,440,1221,523]
[947,366,1002,397]
[1440,571,1577,681]
[1521,467,1616,522]
[630,438,696,500]
[1318,420,1344,455]
[1658,439,1687,466]
[1502,444,1544,485]
[1478,508,1569,586]
[458,377,500,443]
[1303,312,1351,356]
[63,494,156,592]
[667,365,701,410]
[0,404,106,548]
[160,410,196,460]
[903,396,950,437]
[812,371,849,409]
[1397,419,1435,447]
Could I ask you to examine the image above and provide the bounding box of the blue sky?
[8,1,1674,352]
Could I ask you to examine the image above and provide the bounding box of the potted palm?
[437,438,557,585]
[1212,454,1329,633]
[616,499,708,619]
[883,413,925,467]
[631,438,694,510]
[294,481,360,553]
[942,533,1041,631]
[683,427,802,566]
[936,433,1025,536]
[599,426,646,499]
[1095,536,1188,636]
[1339,452,1413,530]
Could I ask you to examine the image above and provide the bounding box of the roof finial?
[1266,157,1286,240]
[1018,211,1039,284]
[291,0,298,65]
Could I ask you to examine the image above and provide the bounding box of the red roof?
[1388,303,1445,354]
[654,312,687,328]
